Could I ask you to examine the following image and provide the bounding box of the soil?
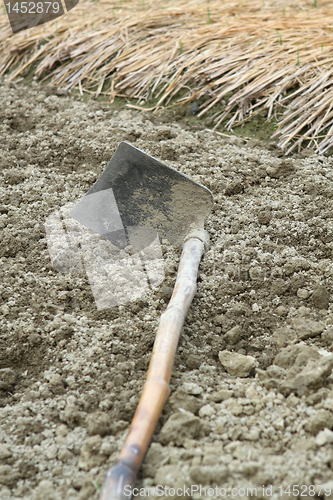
[1,78,333,500]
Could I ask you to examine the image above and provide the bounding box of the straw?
[1,0,333,153]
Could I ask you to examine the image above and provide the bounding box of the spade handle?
[100,229,209,500]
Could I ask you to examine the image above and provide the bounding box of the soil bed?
[1,79,333,500]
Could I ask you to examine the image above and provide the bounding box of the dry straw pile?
[1,0,333,153]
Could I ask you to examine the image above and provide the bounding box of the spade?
[69,141,213,500]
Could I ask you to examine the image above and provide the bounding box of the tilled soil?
[1,80,333,500]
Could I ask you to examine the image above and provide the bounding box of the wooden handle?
[100,229,209,500]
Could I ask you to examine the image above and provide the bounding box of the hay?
[1,0,333,153]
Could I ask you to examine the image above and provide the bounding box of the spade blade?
[70,142,213,251]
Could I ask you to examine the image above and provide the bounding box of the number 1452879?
[279,485,331,496]
[6,2,60,13]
